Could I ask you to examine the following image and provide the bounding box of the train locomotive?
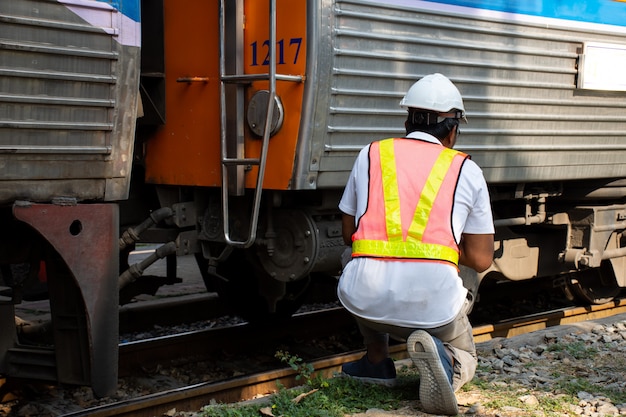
[1,0,625,397]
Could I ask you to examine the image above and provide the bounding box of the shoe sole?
[407,330,459,416]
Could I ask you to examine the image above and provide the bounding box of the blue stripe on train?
[426,0,626,27]
[96,0,140,22]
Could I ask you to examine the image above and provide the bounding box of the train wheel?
[564,261,621,305]
[210,248,310,322]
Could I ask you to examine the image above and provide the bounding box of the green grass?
[199,352,421,417]
[199,376,405,417]
[546,341,598,360]
[194,348,623,417]
[463,380,576,417]
[198,370,586,417]
[555,377,626,405]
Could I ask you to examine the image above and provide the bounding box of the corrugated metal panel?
[0,0,140,203]
[0,0,117,155]
[307,0,626,188]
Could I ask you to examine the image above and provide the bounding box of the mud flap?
[12,202,119,397]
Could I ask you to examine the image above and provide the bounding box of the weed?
[556,378,626,405]
[546,341,597,360]
[275,351,315,385]
[537,393,575,416]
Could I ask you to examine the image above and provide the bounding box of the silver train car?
[1,0,625,396]
[304,0,626,305]
[0,0,140,396]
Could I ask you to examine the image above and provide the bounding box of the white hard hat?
[400,73,466,121]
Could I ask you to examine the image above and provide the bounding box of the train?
[1,0,625,397]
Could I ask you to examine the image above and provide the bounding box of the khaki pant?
[353,298,476,391]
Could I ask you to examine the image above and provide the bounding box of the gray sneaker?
[407,330,458,415]
[341,355,397,387]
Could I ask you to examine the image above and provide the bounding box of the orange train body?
[144,0,307,190]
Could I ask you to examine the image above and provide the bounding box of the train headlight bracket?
[246,90,284,137]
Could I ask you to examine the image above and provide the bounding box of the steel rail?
[472,297,626,343]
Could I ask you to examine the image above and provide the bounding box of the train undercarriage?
[1,179,625,397]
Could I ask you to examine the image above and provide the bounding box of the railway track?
[119,307,355,377]
[57,297,626,417]
[473,296,626,342]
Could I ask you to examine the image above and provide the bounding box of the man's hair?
[405,110,459,141]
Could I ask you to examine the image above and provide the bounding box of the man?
[338,73,494,416]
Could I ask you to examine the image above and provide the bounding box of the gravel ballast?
[349,312,626,417]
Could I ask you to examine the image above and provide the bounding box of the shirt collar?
[405,131,442,145]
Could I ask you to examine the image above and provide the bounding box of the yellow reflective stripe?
[352,239,459,264]
[379,139,402,241]
[407,148,458,241]
[365,139,462,265]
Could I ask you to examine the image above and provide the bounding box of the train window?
[577,42,626,92]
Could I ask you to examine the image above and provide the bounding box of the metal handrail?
[219,0,277,248]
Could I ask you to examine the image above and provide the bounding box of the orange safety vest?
[351,138,468,266]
